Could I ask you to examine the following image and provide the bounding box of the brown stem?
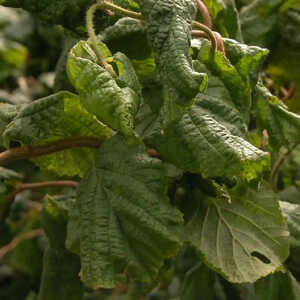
[15,181,79,192]
[281,83,296,102]
[192,22,217,52]
[1,180,78,221]
[0,229,43,259]
[195,0,212,29]
[0,136,104,166]
[213,31,226,55]
[192,29,226,55]
[270,143,299,191]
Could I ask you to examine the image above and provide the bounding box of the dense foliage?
[0,0,300,299]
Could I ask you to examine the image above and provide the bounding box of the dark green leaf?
[181,263,216,300]
[144,40,269,180]
[255,270,300,300]
[39,196,83,300]
[240,0,284,47]
[76,134,183,289]
[0,0,107,34]
[102,17,151,60]
[137,0,207,106]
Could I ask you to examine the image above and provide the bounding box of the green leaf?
[143,40,269,180]
[255,270,300,300]
[137,0,207,106]
[3,91,110,177]
[202,0,243,41]
[76,134,183,289]
[223,39,269,88]
[279,201,300,248]
[102,17,151,60]
[147,100,268,179]
[0,37,27,81]
[181,263,216,300]
[254,83,300,150]
[0,166,22,198]
[240,0,284,47]
[7,216,43,276]
[113,51,142,95]
[185,182,289,283]
[197,39,267,119]
[39,196,83,300]
[67,40,141,136]
[0,0,108,34]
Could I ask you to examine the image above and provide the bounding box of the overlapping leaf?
[185,181,290,283]
[137,0,207,106]
[0,166,22,206]
[255,270,300,300]
[39,195,83,300]
[202,0,243,41]
[0,36,28,81]
[76,134,183,289]
[0,0,108,34]
[280,201,300,248]
[3,91,110,177]
[181,263,216,300]
[240,0,284,47]
[143,39,269,179]
[102,17,151,60]
[254,83,300,150]
[67,40,141,136]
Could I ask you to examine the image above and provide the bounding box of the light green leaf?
[77,134,183,289]
[255,270,300,300]
[137,0,207,107]
[223,38,269,87]
[185,182,289,283]
[67,40,141,136]
[0,37,27,81]
[3,91,110,177]
[254,83,300,150]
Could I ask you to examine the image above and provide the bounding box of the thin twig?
[281,83,296,102]
[0,136,103,166]
[0,229,44,260]
[1,181,78,221]
[195,0,212,29]
[213,31,226,55]
[98,0,142,19]
[86,3,116,76]
[95,0,222,54]
[270,143,299,190]
[192,29,226,55]
[192,21,217,52]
